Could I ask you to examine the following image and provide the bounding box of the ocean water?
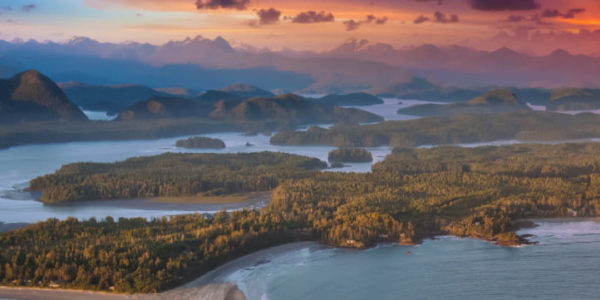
[210,220,600,300]
[1,100,599,224]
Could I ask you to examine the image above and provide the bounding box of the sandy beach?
[0,283,245,300]
[0,241,320,300]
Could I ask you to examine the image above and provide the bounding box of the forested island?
[397,89,529,117]
[29,152,327,203]
[175,137,226,149]
[5,143,600,293]
[270,111,600,148]
[328,148,373,163]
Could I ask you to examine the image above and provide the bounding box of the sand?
[0,242,322,300]
[0,283,245,300]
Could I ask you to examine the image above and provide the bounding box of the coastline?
[0,222,29,232]
[183,241,323,288]
[36,194,270,212]
[0,242,320,300]
[0,283,246,300]
[2,219,599,299]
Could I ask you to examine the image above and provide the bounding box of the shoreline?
[38,193,270,212]
[2,218,599,299]
[0,242,321,300]
[183,241,323,288]
[0,222,29,232]
[0,283,246,300]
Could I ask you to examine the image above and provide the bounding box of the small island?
[328,148,373,163]
[175,136,226,149]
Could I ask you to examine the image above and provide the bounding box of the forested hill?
[0,70,87,123]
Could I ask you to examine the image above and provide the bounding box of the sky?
[1,0,600,55]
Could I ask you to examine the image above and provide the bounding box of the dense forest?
[5,144,600,293]
[271,111,600,147]
[328,148,373,163]
[30,152,327,203]
[175,137,226,149]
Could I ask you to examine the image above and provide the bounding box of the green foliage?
[175,137,226,149]
[328,148,373,163]
[0,212,306,293]
[30,152,327,203]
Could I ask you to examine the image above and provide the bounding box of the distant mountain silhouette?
[2,36,600,94]
[327,40,600,88]
[60,82,162,113]
[117,96,206,121]
[0,70,87,123]
[314,93,383,106]
[374,78,483,102]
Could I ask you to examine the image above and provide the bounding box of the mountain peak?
[213,36,234,52]
[1,70,87,123]
[67,36,98,46]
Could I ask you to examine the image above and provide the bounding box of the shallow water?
[208,220,600,300]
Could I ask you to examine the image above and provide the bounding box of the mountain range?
[3,36,600,94]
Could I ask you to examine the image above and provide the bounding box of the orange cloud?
[559,18,600,26]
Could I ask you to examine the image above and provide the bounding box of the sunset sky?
[1,0,600,54]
